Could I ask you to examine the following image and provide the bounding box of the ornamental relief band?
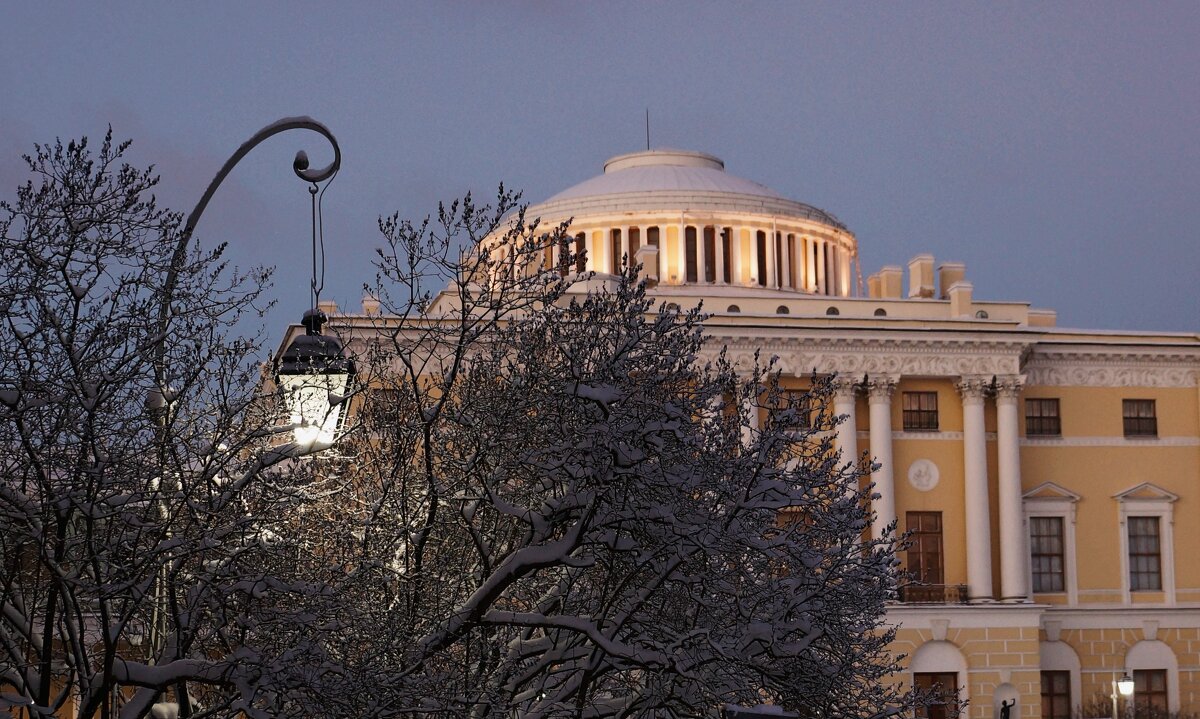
[708,348,1023,378]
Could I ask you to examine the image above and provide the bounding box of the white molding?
[1115,486,1178,607]
[1021,436,1200,447]
[1024,352,1199,388]
[1039,606,1200,629]
[1024,490,1079,606]
[706,336,1028,378]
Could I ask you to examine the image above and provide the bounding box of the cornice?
[1023,351,1198,388]
[704,335,1027,377]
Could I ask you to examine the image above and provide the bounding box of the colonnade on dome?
[534,216,855,296]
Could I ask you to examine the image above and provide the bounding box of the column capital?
[956,375,990,403]
[994,374,1026,402]
[866,375,898,401]
[831,375,862,401]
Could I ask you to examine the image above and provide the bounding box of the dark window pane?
[1128,517,1163,591]
[903,392,939,431]
[1123,399,1157,437]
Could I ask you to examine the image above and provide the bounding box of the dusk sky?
[3,2,1198,351]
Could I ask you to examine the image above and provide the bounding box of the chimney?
[907,254,935,298]
[635,243,659,282]
[938,262,966,300]
[362,294,381,316]
[317,299,339,316]
[948,281,973,317]
[867,273,882,299]
[878,266,903,298]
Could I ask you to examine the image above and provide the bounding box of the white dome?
[530,149,847,231]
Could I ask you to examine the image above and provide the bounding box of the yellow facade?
[307,148,1200,719]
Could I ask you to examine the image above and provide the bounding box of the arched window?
[826,306,840,316]
[874,308,887,317]
[777,305,790,315]
[756,231,767,287]
[975,310,989,319]
[727,304,741,313]
[609,228,622,273]
[720,228,732,283]
[703,226,716,283]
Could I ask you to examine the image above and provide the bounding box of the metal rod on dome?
[645,108,650,151]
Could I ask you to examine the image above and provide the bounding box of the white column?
[840,246,853,297]
[731,227,742,285]
[867,376,897,540]
[996,376,1028,601]
[741,388,760,447]
[695,225,706,283]
[765,231,778,288]
[714,227,726,284]
[816,240,827,294]
[805,237,815,291]
[749,228,760,285]
[676,220,686,283]
[958,376,994,601]
[833,378,860,482]
[619,224,630,273]
[781,233,792,289]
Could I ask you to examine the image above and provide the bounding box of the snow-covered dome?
[529,149,847,231]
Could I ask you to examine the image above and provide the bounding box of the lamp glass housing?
[1117,674,1135,697]
[275,313,354,450]
[279,371,348,447]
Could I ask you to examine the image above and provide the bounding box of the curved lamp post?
[148,117,352,718]
[151,116,355,448]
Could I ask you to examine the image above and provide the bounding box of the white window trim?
[1115,483,1178,606]
[1023,483,1079,605]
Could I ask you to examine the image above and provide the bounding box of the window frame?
[1115,484,1177,605]
[1134,669,1168,716]
[914,672,959,719]
[902,391,939,431]
[1127,516,1163,592]
[906,511,944,585]
[1123,399,1158,438]
[1040,670,1071,719]
[1023,483,1079,604]
[1025,397,1062,437]
[1030,516,1066,594]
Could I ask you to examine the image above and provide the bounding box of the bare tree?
[310,191,911,718]
[0,132,346,719]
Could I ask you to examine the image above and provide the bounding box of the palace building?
[306,148,1200,719]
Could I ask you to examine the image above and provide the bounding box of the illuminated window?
[1128,517,1162,591]
[1123,399,1157,437]
[903,391,939,431]
[1026,398,1061,436]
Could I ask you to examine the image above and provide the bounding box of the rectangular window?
[906,512,944,585]
[685,227,698,283]
[1025,398,1061,436]
[1030,517,1066,593]
[903,391,939,431]
[1128,517,1163,591]
[1041,671,1071,719]
[1123,399,1157,437]
[1134,669,1167,715]
[778,390,811,431]
[915,672,959,719]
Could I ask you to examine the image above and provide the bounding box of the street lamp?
[150,116,344,718]
[1113,672,1134,719]
[274,308,355,449]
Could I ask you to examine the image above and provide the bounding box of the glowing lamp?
[1117,673,1134,697]
[275,309,354,449]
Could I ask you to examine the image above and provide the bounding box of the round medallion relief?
[907,459,940,492]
